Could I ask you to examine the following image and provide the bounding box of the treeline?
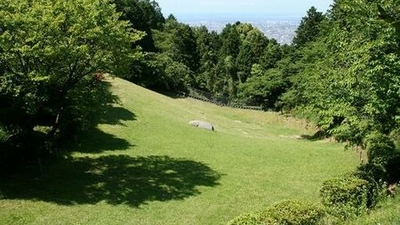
[118,0,298,110]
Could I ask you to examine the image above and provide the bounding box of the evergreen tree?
[292,6,325,48]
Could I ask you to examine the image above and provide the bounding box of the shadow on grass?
[100,106,136,126]
[0,155,222,207]
[67,105,137,154]
[301,130,329,141]
[71,128,134,154]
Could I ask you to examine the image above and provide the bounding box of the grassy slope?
[0,78,360,225]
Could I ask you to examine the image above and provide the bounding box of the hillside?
[0,78,360,225]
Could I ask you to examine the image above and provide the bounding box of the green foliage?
[227,200,325,225]
[219,23,241,59]
[0,0,142,161]
[292,6,326,47]
[238,66,286,109]
[262,200,325,225]
[365,132,396,165]
[236,28,268,82]
[363,132,400,184]
[154,17,199,72]
[114,0,165,52]
[377,4,400,39]
[194,26,221,90]
[320,174,370,220]
[284,0,400,146]
[227,211,269,225]
[354,163,387,209]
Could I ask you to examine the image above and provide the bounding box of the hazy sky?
[156,0,333,17]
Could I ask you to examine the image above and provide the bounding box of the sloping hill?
[0,78,360,225]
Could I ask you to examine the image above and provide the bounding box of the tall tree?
[292,6,325,48]
[236,28,269,83]
[284,0,400,145]
[194,26,221,91]
[0,0,143,158]
[114,0,165,52]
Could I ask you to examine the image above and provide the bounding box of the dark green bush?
[364,132,400,184]
[320,174,369,219]
[365,132,396,165]
[355,164,386,208]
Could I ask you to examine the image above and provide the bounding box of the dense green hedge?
[263,200,325,225]
[320,174,369,220]
[227,200,325,225]
[227,211,271,225]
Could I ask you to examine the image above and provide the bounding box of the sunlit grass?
[0,78,360,225]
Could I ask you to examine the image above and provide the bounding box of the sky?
[156,0,334,19]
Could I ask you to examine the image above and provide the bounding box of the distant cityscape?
[178,13,301,45]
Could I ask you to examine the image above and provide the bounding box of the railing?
[181,88,263,111]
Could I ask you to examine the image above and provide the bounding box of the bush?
[355,164,387,208]
[227,211,273,225]
[262,200,325,225]
[364,132,400,184]
[365,132,396,165]
[320,174,369,219]
[227,200,325,225]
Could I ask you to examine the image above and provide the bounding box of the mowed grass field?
[0,78,360,225]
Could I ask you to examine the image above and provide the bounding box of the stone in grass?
[189,120,214,131]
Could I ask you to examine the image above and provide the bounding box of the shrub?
[364,132,400,184]
[227,200,325,225]
[355,164,387,208]
[365,132,396,165]
[262,200,325,225]
[320,174,369,220]
[227,211,273,225]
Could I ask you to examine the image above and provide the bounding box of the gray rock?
[189,120,214,131]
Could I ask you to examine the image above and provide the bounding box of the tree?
[114,0,165,52]
[292,6,325,48]
[194,26,221,91]
[238,65,284,109]
[260,39,283,70]
[378,4,400,39]
[236,28,268,83]
[153,16,200,88]
[0,0,143,159]
[219,23,241,59]
[283,0,400,145]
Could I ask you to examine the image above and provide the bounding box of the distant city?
[177,13,301,45]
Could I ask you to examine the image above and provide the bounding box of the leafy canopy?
[0,0,143,156]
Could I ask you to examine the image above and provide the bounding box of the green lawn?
[0,78,360,225]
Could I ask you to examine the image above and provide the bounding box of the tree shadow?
[300,130,330,141]
[156,90,187,99]
[70,128,134,154]
[0,155,222,207]
[66,105,136,154]
[100,106,136,126]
